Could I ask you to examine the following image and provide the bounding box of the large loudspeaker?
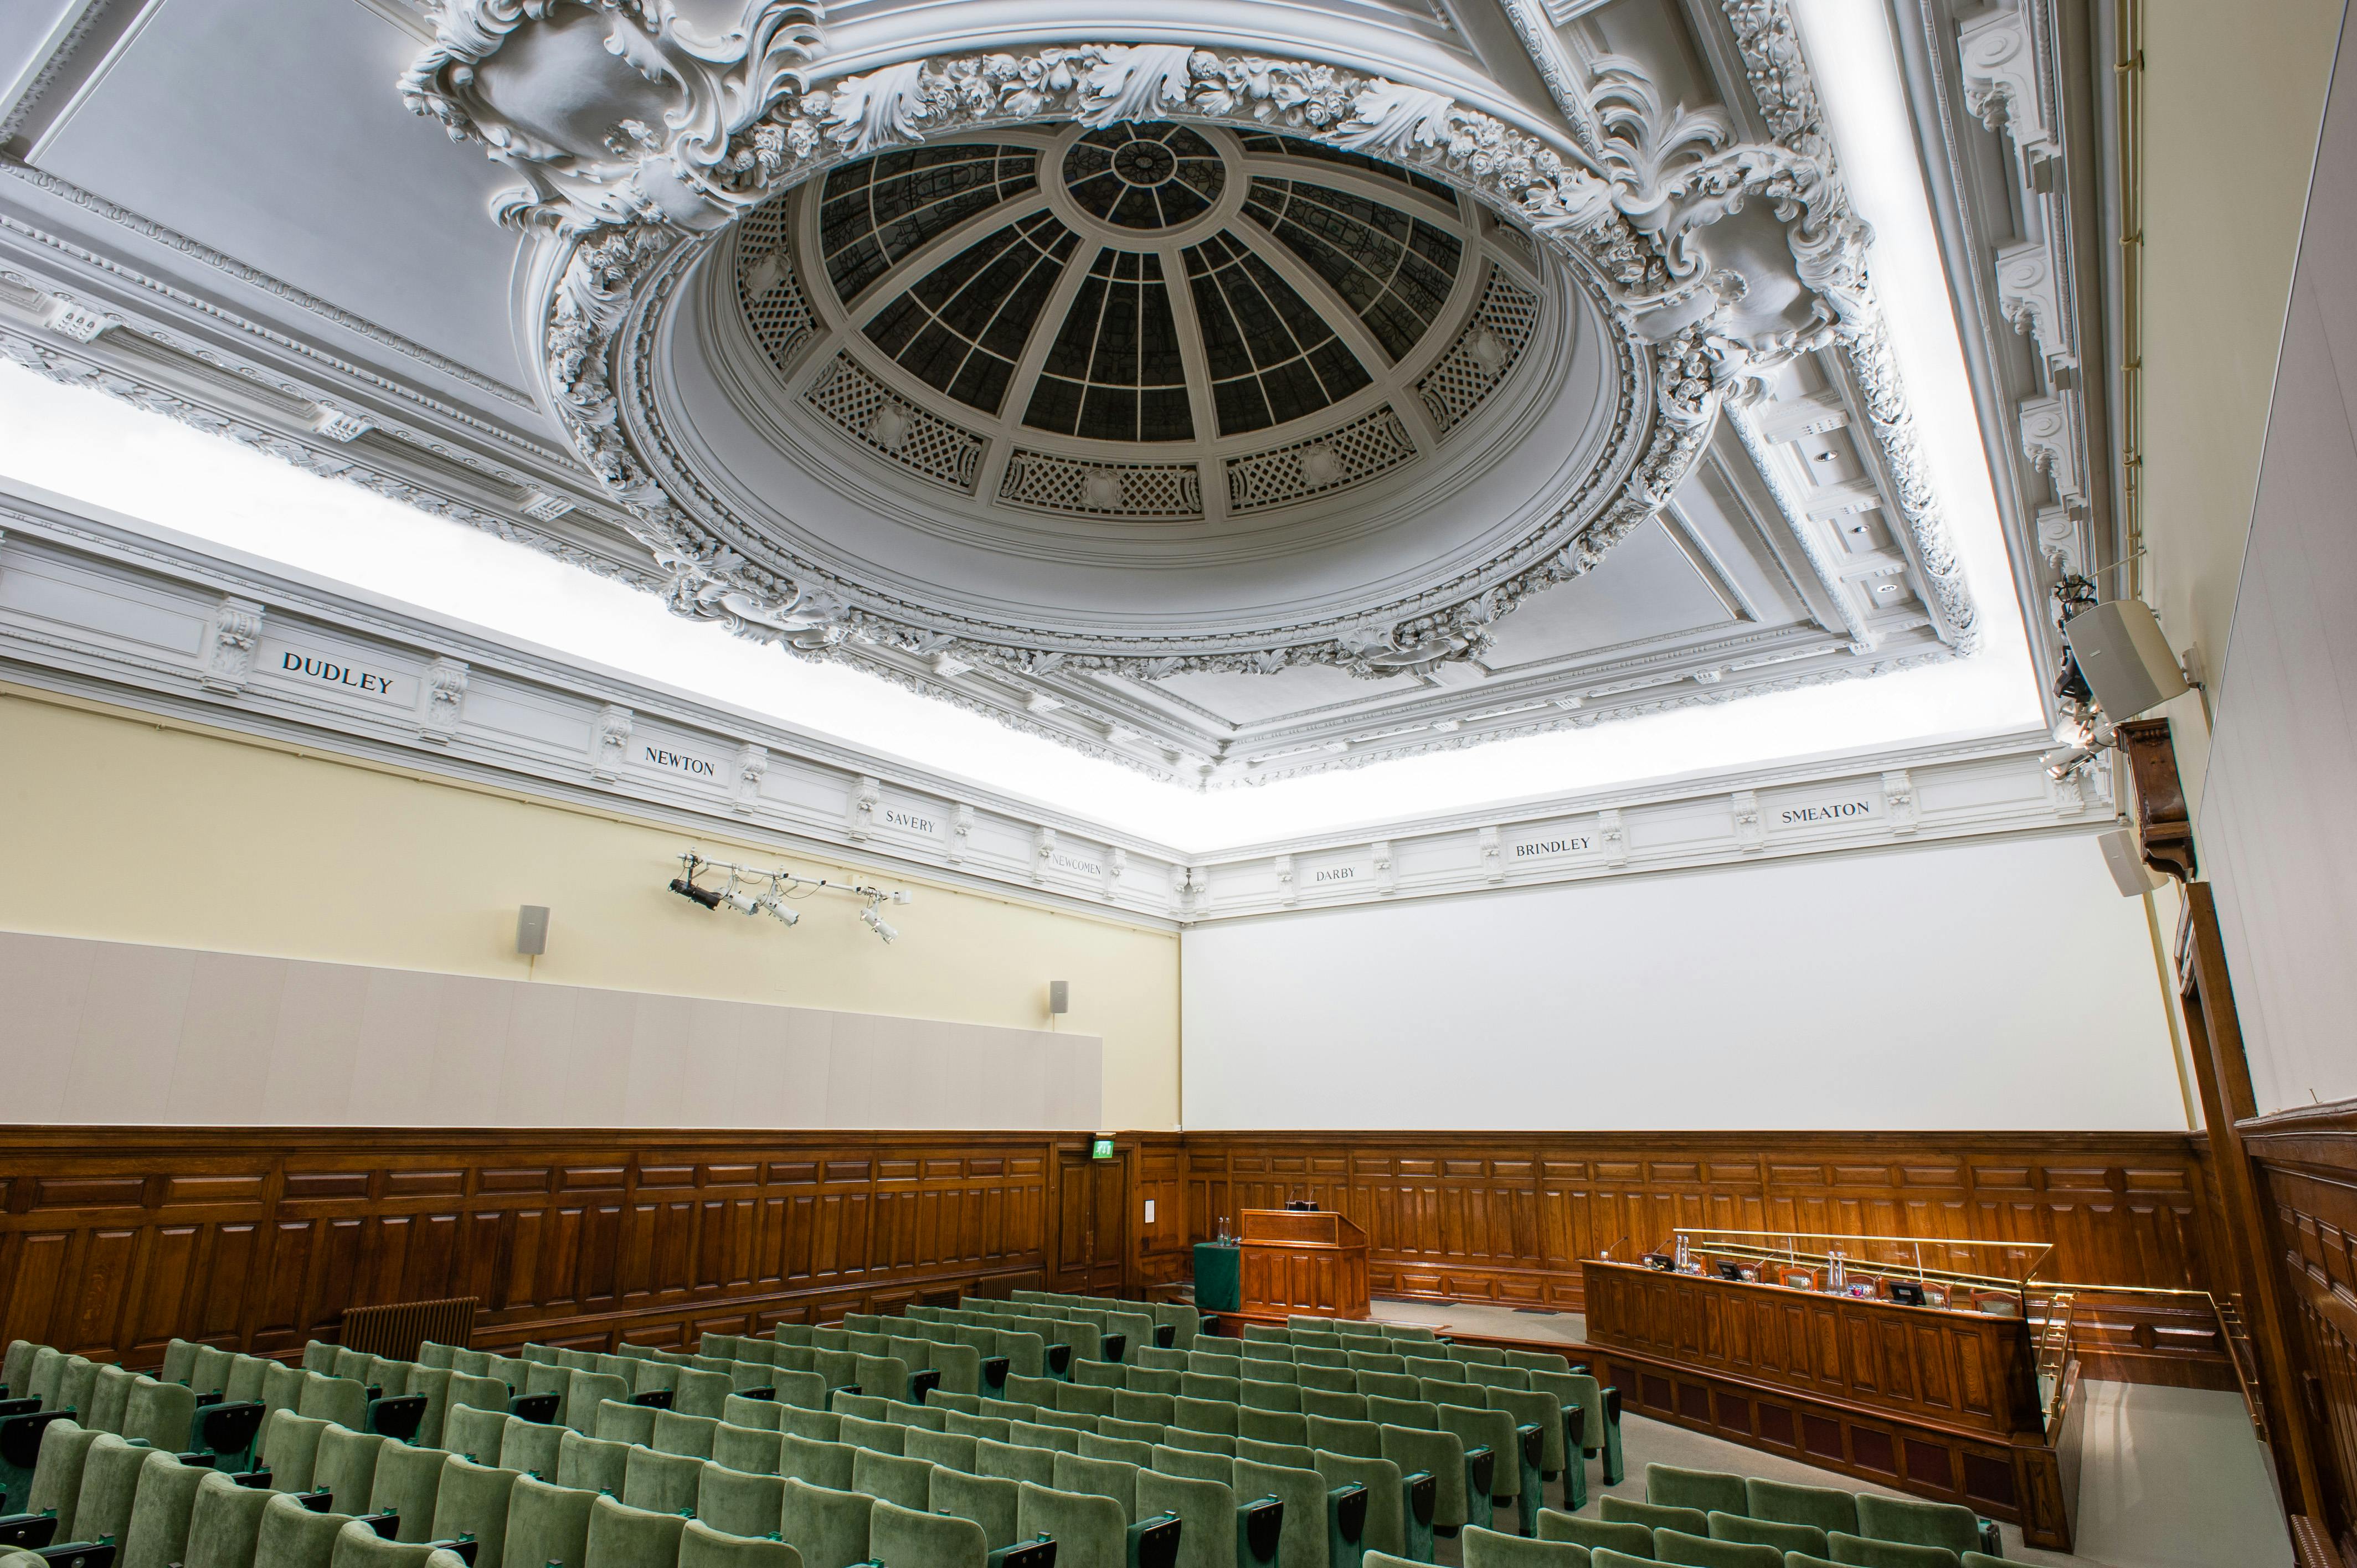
[2064,599,2189,718]
[2097,826,2162,897]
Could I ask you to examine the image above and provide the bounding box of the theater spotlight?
[718,877,763,915]
[669,872,723,910]
[754,881,801,927]
[860,902,898,944]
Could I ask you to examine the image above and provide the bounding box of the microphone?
[1599,1236,1630,1262]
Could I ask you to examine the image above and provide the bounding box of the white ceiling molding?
[1,488,2090,925]
[397,4,1982,759]
[1884,0,2111,729]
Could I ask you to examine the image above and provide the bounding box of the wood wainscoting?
[2242,1101,2357,1557]
[1180,1130,2231,1387]
[0,1127,1074,1366]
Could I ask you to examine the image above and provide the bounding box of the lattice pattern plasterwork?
[733,204,819,375]
[802,353,983,494]
[1226,405,1419,514]
[998,451,1205,520]
[1416,266,1541,437]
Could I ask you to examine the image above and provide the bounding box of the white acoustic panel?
[1180,833,2188,1132]
[0,930,1103,1129]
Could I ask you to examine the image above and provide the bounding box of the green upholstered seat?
[55,1360,100,1428]
[88,1365,136,1437]
[1435,1404,1519,1508]
[125,1376,199,1453]
[1650,1527,1778,1568]
[1113,1392,1177,1427]
[502,1475,595,1568]
[1098,1417,1166,1447]
[870,1499,989,1568]
[1537,1509,1651,1558]
[1152,1446,1233,1486]
[330,1517,438,1568]
[1053,1451,1140,1515]
[930,1467,1021,1550]
[850,1447,932,1510]
[1174,1399,1238,1436]
[120,1451,212,1568]
[1648,1465,1747,1517]
[70,1432,148,1547]
[943,1414,1011,1445]
[1161,1428,1235,1458]
[1422,1381,1488,1411]
[1708,1513,1829,1557]
[697,1460,785,1538]
[1005,1420,1076,1454]
[654,1411,720,1459]
[1237,1454,1356,1568]
[620,1446,702,1516]
[1958,1554,2017,1567]
[314,1426,388,1517]
[1603,1497,1707,1536]
[714,1422,785,1477]
[1828,1534,1963,1568]
[1743,1480,1856,1538]
[440,1404,510,1468]
[1314,1450,1410,1561]
[429,1458,520,1568]
[778,1479,872,1568]
[367,1441,452,1543]
[255,1489,354,1568]
[185,1469,277,1568]
[1237,1408,1308,1447]
[500,1416,563,1482]
[680,1519,800,1568]
[555,1431,630,1495]
[780,1408,840,1445]
[584,1493,686,1568]
[1017,1479,1129,1568]
[1305,1415,1382,1459]
[903,1427,977,1471]
[1461,1524,1589,1567]
[1077,1433,1152,1469]
[672,1370,734,1422]
[416,1345,456,1372]
[1239,1381,1301,1414]
[977,1436,1057,1487]
[1235,1438,1316,1472]
[27,1419,104,1538]
[1853,1495,1987,1559]
[1378,1424,1471,1534]
[1073,1360,1126,1391]
[300,1374,372,1434]
[1135,1469,1243,1568]
[778,1433,855,1492]
[596,1400,659,1447]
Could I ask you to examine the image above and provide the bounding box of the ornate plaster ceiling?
[0,0,2106,792]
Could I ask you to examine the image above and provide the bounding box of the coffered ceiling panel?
[28,0,528,384]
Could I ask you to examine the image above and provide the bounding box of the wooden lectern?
[1236,1208,1371,1322]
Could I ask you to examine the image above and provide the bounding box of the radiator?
[338,1297,480,1361]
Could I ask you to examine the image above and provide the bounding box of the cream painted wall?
[1180,832,2190,1132]
[0,689,1180,1127]
[2140,0,2346,812]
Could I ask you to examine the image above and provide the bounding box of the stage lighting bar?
[668,853,909,943]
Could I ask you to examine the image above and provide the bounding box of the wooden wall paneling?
[2243,1101,2357,1556]
[1133,1135,1190,1292]
[0,1130,1064,1365]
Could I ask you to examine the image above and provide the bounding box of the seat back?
[502,1474,595,1568]
[929,1467,1021,1551]
[1135,1468,1242,1568]
[1853,1494,1983,1557]
[429,1458,521,1568]
[713,1421,785,1477]
[555,1430,631,1495]
[1016,1479,1130,1568]
[585,1492,687,1568]
[778,1478,873,1568]
[120,1450,213,1568]
[697,1463,786,1540]
[870,1498,987,1568]
[184,1469,276,1568]
[1315,1450,1406,1560]
[620,1446,702,1515]
[1377,1423,1468,1531]
[369,1440,454,1543]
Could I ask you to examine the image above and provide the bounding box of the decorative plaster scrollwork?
[1731,788,1764,852]
[948,802,973,863]
[1274,853,1297,906]
[590,702,632,780]
[2019,395,2082,509]
[1031,826,1055,885]
[733,741,768,813]
[847,774,878,839]
[1478,826,1503,883]
[1372,840,1396,896]
[1882,768,1917,835]
[1597,807,1628,868]
[399,0,830,234]
[1995,238,2069,372]
[201,595,264,694]
[1957,6,2057,179]
[410,3,1978,687]
[2036,503,2081,575]
[420,656,469,742]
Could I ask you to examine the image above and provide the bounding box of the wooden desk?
[1236,1209,1370,1322]
[1582,1260,2076,1550]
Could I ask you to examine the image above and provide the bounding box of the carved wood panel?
[1181,1131,2227,1383]
[0,1129,1056,1364]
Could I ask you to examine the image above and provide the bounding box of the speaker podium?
[1233,1208,1371,1323]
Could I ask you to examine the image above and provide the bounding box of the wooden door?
[1055,1149,1130,1294]
[1089,1156,1128,1293]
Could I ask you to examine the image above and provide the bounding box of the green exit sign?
[1091,1137,1116,1159]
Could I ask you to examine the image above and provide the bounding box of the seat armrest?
[425,1537,478,1566]
[1129,1512,1181,1568]
[293,1491,334,1514]
[986,1533,1055,1568]
[0,1512,62,1549]
[630,1391,673,1410]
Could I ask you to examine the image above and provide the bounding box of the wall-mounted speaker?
[516,905,550,955]
[2063,599,2190,719]
[1048,980,1069,1015]
[2097,827,2162,897]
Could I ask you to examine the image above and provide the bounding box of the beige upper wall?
[0,689,1180,1128]
[2140,0,2347,811]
